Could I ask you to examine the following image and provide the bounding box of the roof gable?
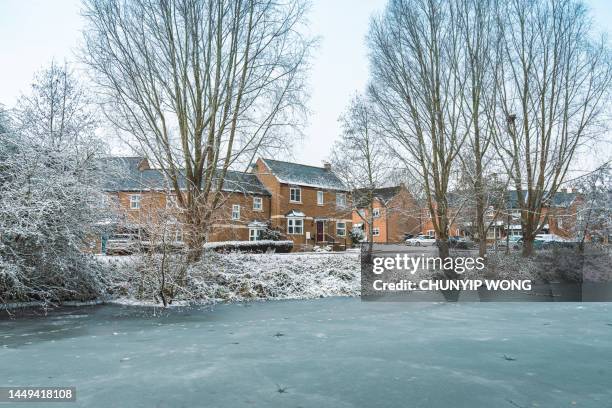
[260,158,347,191]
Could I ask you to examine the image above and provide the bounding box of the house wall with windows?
[253,158,353,251]
[207,191,271,242]
[351,185,421,243]
[96,156,353,253]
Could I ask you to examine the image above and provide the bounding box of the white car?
[406,235,437,246]
[535,233,566,242]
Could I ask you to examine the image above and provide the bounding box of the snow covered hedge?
[203,240,294,253]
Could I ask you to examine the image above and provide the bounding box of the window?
[249,228,263,241]
[253,197,263,211]
[336,193,347,208]
[129,194,141,210]
[232,204,240,220]
[373,227,380,237]
[290,187,301,203]
[336,222,346,237]
[373,208,381,218]
[486,227,499,239]
[317,191,324,206]
[287,218,304,235]
[427,230,435,237]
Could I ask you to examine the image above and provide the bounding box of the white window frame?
[129,194,141,210]
[373,208,381,218]
[372,227,380,237]
[486,227,499,239]
[317,191,324,206]
[249,228,263,241]
[287,218,304,235]
[336,222,346,237]
[427,230,435,237]
[336,193,347,208]
[289,187,301,203]
[232,204,240,220]
[253,197,263,211]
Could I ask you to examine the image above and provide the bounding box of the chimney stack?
[323,161,331,171]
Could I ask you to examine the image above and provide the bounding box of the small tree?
[0,63,109,305]
[330,94,392,255]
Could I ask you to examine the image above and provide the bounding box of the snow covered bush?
[203,240,293,253]
[0,63,111,305]
[103,252,361,304]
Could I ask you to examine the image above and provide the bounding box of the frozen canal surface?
[1,298,611,408]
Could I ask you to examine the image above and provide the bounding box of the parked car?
[403,233,415,241]
[450,236,474,249]
[495,236,522,250]
[534,234,566,249]
[406,235,437,246]
[105,233,139,255]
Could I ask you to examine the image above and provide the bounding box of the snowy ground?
[1,298,611,408]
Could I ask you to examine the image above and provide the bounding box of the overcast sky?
[1,0,611,167]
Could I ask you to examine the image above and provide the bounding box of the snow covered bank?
[105,251,360,305]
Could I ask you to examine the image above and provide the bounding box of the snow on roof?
[99,156,270,196]
[261,158,348,191]
[286,210,306,217]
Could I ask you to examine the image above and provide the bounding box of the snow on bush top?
[203,240,294,249]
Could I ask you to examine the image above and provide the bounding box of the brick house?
[419,189,585,242]
[503,189,583,239]
[97,156,352,252]
[351,185,421,242]
[253,158,353,251]
[98,156,272,252]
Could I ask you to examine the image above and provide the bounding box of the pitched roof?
[260,158,347,191]
[99,156,270,196]
[353,186,403,207]
[506,190,578,208]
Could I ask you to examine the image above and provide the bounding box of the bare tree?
[452,0,504,257]
[368,0,467,264]
[493,0,612,256]
[81,0,314,261]
[330,94,392,254]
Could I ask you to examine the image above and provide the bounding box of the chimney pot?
[323,162,331,171]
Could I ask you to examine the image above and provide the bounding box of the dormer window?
[290,187,301,203]
[373,208,380,218]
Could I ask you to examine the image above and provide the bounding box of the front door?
[316,220,324,242]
